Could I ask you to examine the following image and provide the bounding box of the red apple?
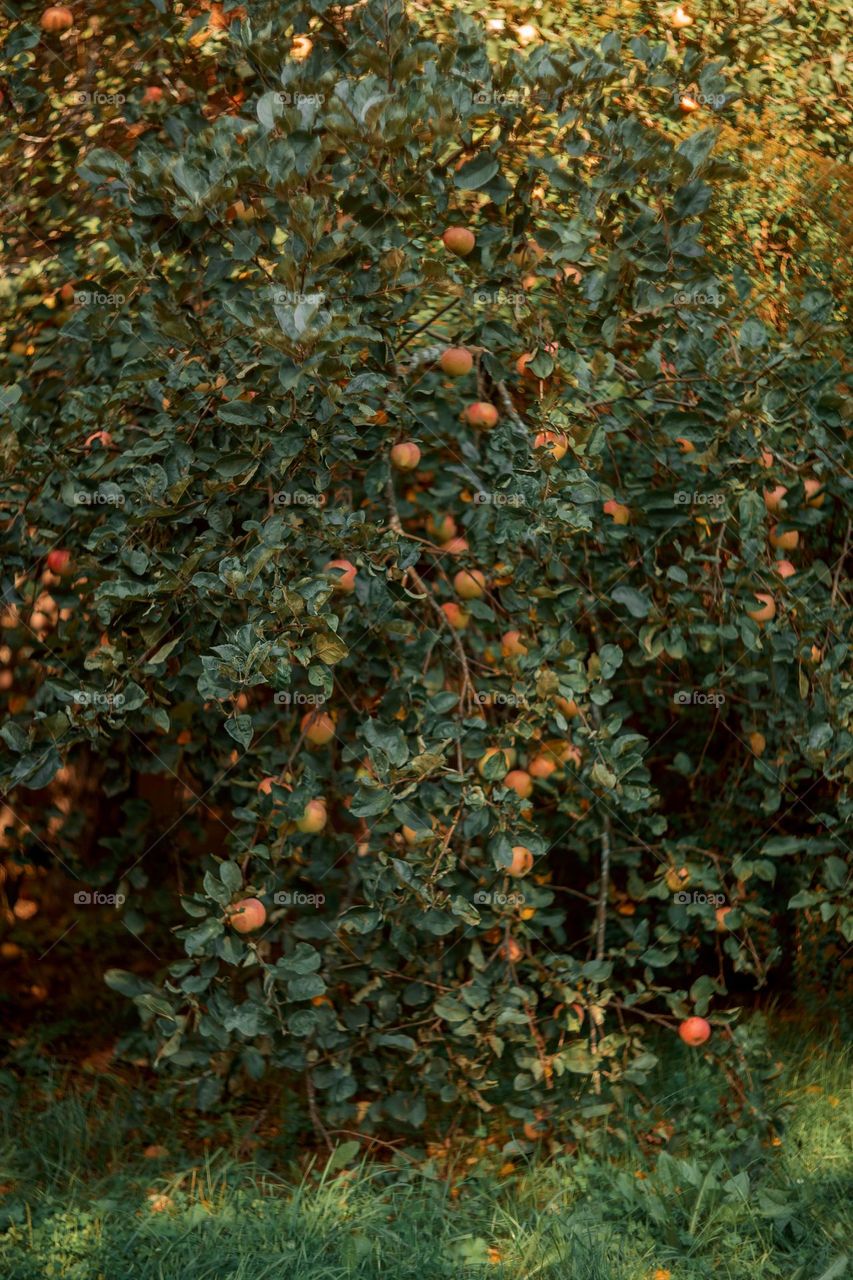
[501,630,527,658]
[463,402,499,429]
[508,845,534,877]
[678,1016,711,1046]
[441,226,476,256]
[228,897,266,933]
[603,500,630,525]
[390,441,421,471]
[504,769,533,799]
[454,568,486,599]
[440,602,469,630]
[46,549,72,575]
[746,592,775,624]
[325,559,357,592]
[301,711,336,745]
[296,798,327,834]
[533,430,568,461]
[40,6,74,32]
[439,347,473,377]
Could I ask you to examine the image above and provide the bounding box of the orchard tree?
[1,0,850,1132]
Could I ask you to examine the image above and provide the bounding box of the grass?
[0,1022,850,1280]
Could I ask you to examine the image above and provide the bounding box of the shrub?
[1,1,850,1130]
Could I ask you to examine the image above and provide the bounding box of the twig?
[306,1071,334,1151]
[831,518,851,605]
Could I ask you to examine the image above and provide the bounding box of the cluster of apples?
[746,461,824,625]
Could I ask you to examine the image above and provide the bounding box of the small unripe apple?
[228,897,266,933]
[769,525,798,551]
[40,6,74,32]
[46,549,72,575]
[441,226,476,256]
[504,769,533,799]
[675,437,695,453]
[678,1016,711,1046]
[501,630,527,658]
[441,602,469,630]
[296,798,327,834]
[402,823,430,845]
[390,441,421,471]
[749,731,766,757]
[59,282,76,304]
[230,199,256,223]
[301,711,336,745]
[258,775,282,797]
[502,937,524,963]
[603,499,630,525]
[671,6,693,27]
[774,559,796,579]
[534,431,568,461]
[325,558,357,593]
[142,86,164,104]
[439,347,473,377]
[746,592,776,624]
[454,568,486,600]
[508,845,534,877]
[763,484,787,514]
[758,449,774,468]
[679,95,700,113]
[463,402,499,429]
